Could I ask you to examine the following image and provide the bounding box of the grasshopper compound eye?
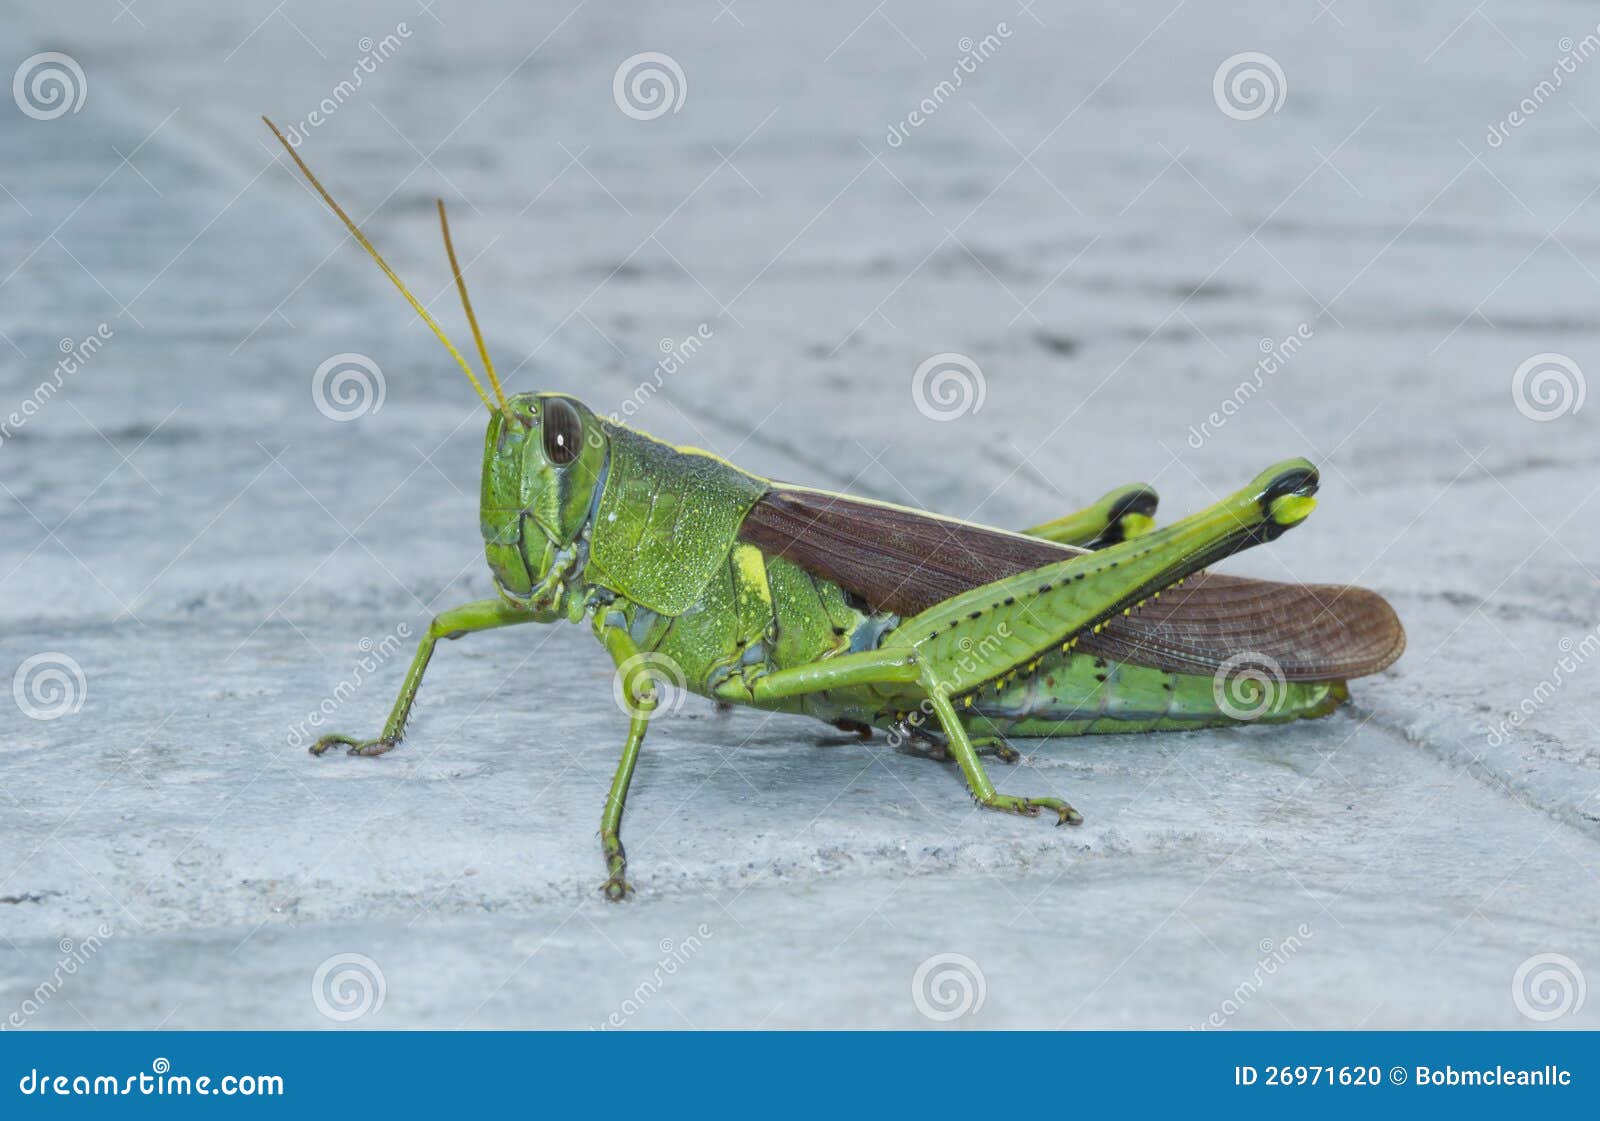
[541,397,583,465]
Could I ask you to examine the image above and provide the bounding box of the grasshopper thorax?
[480,392,607,606]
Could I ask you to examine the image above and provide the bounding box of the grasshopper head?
[480,392,608,603]
[256,123,610,605]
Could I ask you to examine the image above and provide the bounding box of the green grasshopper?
[266,120,1404,900]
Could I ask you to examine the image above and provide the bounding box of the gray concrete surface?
[1,0,1597,1028]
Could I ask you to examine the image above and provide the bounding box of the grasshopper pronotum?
[264,119,1403,900]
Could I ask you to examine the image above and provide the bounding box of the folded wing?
[737,485,1404,681]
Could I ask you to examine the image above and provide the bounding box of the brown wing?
[737,485,1404,681]
[738,485,1071,615]
[1076,572,1405,681]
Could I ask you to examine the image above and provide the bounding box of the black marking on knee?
[1109,487,1159,522]
[1095,487,1159,545]
[1256,464,1320,517]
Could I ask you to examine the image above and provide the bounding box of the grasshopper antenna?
[261,116,503,418]
[436,199,510,414]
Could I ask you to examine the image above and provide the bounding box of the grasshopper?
[265,120,1404,900]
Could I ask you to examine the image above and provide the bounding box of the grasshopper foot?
[600,835,633,902]
[309,734,397,757]
[981,792,1083,827]
[890,718,952,762]
[892,730,950,762]
[970,737,1022,764]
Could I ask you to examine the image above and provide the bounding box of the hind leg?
[886,460,1322,707]
[719,651,1072,821]
[1023,483,1158,548]
[924,692,1081,825]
